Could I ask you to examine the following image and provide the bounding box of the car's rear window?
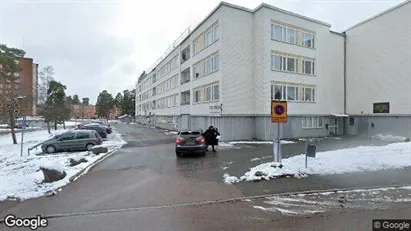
[180,131,201,135]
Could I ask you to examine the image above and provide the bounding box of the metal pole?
[20,116,25,157]
[277,122,281,164]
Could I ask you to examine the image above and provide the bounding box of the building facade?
[344,0,411,138]
[136,1,411,141]
[0,57,39,120]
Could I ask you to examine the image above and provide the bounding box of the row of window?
[156,74,178,95]
[158,56,179,78]
[302,117,323,129]
[193,54,219,79]
[156,94,178,109]
[271,53,315,75]
[271,22,315,48]
[271,82,315,102]
[193,23,219,55]
[193,83,219,103]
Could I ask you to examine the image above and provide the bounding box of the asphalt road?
[1,123,411,231]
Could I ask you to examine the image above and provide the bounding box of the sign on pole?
[271,101,288,123]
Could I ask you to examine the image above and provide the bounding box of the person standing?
[203,126,220,152]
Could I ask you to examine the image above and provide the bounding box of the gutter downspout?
[343,31,347,135]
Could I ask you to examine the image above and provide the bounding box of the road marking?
[1,184,411,222]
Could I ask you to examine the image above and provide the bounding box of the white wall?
[220,5,254,115]
[255,7,344,115]
[346,1,411,115]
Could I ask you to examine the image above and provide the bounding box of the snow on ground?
[250,186,411,216]
[0,127,126,201]
[371,134,408,142]
[165,131,178,135]
[299,137,342,141]
[219,140,294,149]
[223,142,411,183]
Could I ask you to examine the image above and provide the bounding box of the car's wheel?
[86,143,94,151]
[175,151,183,157]
[46,145,56,154]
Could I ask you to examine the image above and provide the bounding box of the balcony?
[180,67,191,85]
[180,45,191,64]
[180,90,190,106]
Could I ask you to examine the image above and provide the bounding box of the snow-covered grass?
[223,142,411,184]
[372,134,408,142]
[218,140,294,149]
[0,127,126,201]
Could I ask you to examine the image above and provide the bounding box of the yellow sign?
[271,101,288,123]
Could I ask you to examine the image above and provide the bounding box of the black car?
[76,125,107,138]
[175,130,206,157]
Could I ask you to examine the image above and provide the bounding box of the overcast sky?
[0,0,404,104]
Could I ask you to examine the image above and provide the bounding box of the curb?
[68,149,118,183]
[3,183,411,222]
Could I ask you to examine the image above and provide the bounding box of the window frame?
[302,117,323,129]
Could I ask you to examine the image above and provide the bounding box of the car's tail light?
[196,137,205,144]
[176,137,184,145]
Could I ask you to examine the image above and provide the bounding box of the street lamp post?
[15,96,25,157]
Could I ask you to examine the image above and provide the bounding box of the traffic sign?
[271,100,288,123]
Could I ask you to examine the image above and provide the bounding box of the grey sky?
[0,0,404,104]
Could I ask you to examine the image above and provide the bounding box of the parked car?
[41,130,102,154]
[175,129,206,157]
[85,123,112,135]
[76,125,108,138]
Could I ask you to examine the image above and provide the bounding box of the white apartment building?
[136,1,411,141]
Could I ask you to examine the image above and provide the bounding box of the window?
[213,85,219,100]
[194,89,200,103]
[205,24,219,47]
[272,54,297,72]
[272,55,286,71]
[152,87,156,96]
[302,87,315,102]
[181,91,190,105]
[287,57,297,72]
[75,132,90,139]
[303,32,315,48]
[193,64,200,79]
[205,55,219,75]
[272,83,315,102]
[302,117,323,129]
[286,86,298,101]
[271,23,297,44]
[193,40,200,55]
[206,86,212,101]
[286,28,297,44]
[272,85,286,100]
[60,133,75,141]
[272,24,285,41]
[302,60,315,75]
[152,74,156,83]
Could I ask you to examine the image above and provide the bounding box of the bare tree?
[37,65,55,133]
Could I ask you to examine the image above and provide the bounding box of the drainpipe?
[343,31,347,135]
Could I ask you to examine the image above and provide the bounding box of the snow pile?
[223,173,240,184]
[40,162,65,174]
[0,127,126,201]
[224,142,411,183]
[165,131,178,135]
[371,134,408,142]
[229,140,295,145]
[219,140,295,148]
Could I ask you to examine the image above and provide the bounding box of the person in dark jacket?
[203,126,220,152]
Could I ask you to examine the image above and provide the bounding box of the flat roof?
[344,0,410,32]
